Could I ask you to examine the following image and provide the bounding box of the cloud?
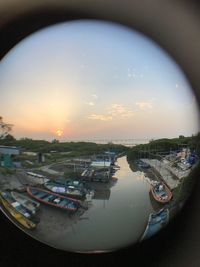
[84,94,98,106]
[87,103,134,122]
[85,101,95,106]
[135,101,153,110]
[87,114,113,121]
[91,94,98,99]
[108,104,134,118]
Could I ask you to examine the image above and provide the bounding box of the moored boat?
[44,181,86,199]
[0,192,37,230]
[0,191,33,219]
[27,186,80,212]
[150,182,173,203]
[136,159,150,169]
[11,191,40,214]
[52,179,87,190]
[141,208,169,241]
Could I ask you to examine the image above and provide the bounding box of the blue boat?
[136,160,150,169]
[27,186,81,212]
[140,208,169,241]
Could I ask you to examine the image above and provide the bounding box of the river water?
[58,156,154,252]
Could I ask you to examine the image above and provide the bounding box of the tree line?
[127,134,200,161]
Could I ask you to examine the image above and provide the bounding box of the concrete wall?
[0,145,20,155]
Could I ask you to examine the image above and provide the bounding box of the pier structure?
[141,158,180,190]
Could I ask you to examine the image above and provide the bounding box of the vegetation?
[0,117,13,139]
[0,136,128,156]
[170,162,200,208]
[127,134,200,161]
[0,166,16,175]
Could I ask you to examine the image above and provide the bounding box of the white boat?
[44,181,86,199]
[11,191,40,214]
[141,208,169,241]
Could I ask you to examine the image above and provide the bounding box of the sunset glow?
[55,129,64,137]
[0,20,199,141]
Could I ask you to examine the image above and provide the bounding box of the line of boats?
[139,167,173,240]
[140,178,172,240]
[0,179,95,230]
[0,161,173,238]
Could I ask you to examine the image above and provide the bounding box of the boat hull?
[1,191,32,219]
[0,195,36,230]
[11,191,40,214]
[141,208,169,241]
[44,182,86,199]
[150,183,173,203]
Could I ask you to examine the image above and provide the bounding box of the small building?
[23,151,37,156]
[0,145,20,155]
[0,145,20,168]
[90,161,111,169]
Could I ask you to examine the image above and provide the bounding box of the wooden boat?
[150,182,173,203]
[44,181,86,199]
[27,186,80,212]
[141,208,169,241]
[0,191,33,219]
[0,193,37,230]
[11,191,40,215]
[53,179,89,191]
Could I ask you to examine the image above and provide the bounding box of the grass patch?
[170,163,200,207]
[0,167,16,175]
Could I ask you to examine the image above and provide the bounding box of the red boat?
[150,182,173,203]
[27,186,81,212]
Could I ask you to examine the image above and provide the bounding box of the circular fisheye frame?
[0,19,199,253]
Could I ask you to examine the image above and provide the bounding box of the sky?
[0,19,199,141]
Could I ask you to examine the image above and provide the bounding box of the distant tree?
[52,139,59,144]
[4,134,16,141]
[0,116,13,139]
[189,132,200,155]
[20,137,32,141]
[0,134,16,146]
[179,135,185,139]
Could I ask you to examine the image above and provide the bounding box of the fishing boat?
[150,181,173,203]
[141,208,169,241]
[11,191,40,214]
[136,160,150,169]
[44,181,86,199]
[0,191,33,219]
[27,186,80,212]
[0,192,37,230]
[53,179,86,190]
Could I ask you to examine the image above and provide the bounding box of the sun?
[55,129,63,137]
